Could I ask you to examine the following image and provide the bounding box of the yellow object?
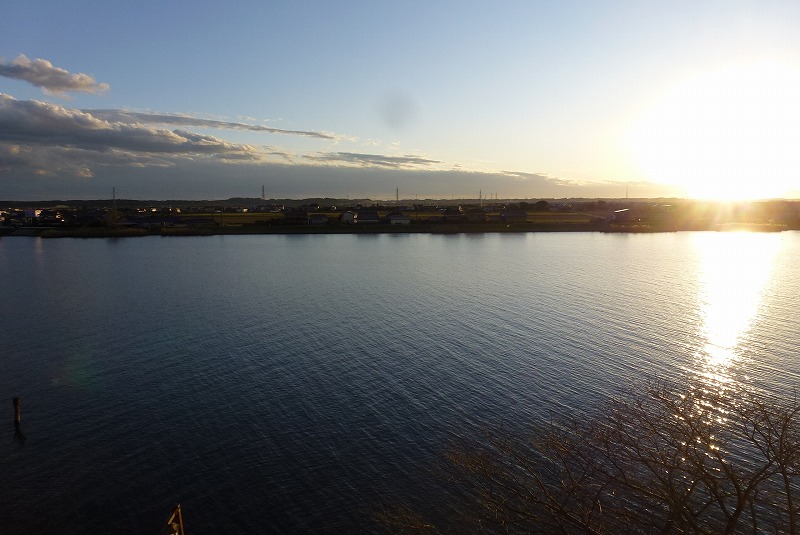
[166,504,185,535]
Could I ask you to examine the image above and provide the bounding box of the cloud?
[304,151,442,169]
[0,94,259,156]
[3,95,447,184]
[500,170,580,187]
[0,142,158,178]
[86,109,338,140]
[0,94,266,177]
[0,55,109,96]
[0,143,679,201]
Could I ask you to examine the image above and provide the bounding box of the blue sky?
[2,1,800,200]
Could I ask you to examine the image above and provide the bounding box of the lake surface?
[1,231,799,533]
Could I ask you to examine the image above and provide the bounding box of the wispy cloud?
[0,55,109,96]
[86,109,338,140]
[501,170,579,187]
[304,151,442,169]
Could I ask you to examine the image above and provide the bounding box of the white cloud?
[0,55,109,96]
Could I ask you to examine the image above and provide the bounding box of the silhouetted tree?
[380,382,800,534]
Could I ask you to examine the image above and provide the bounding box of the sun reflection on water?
[692,232,783,387]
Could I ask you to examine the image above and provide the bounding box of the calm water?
[1,232,799,533]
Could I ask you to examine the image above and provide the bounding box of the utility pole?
[111,187,118,227]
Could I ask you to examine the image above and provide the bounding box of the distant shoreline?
[2,221,793,238]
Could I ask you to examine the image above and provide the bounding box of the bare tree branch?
[380,381,800,534]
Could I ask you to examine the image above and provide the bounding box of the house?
[388,214,411,225]
[356,211,381,224]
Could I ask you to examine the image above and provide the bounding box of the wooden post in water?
[13,397,21,427]
[13,397,25,443]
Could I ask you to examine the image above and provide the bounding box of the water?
[1,232,799,533]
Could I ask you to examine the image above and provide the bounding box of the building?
[388,214,411,225]
[355,211,381,224]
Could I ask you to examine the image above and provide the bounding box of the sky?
[2,1,800,201]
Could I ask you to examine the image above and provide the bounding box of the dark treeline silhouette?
[381,381,800,534]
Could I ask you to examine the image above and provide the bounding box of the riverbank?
[1,220,793,238]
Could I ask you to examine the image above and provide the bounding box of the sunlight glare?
[629,61,800,201]
[693,232,782,384]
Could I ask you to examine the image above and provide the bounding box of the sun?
[628,61,800,201]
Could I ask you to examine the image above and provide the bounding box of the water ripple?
[1,232,798,533]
